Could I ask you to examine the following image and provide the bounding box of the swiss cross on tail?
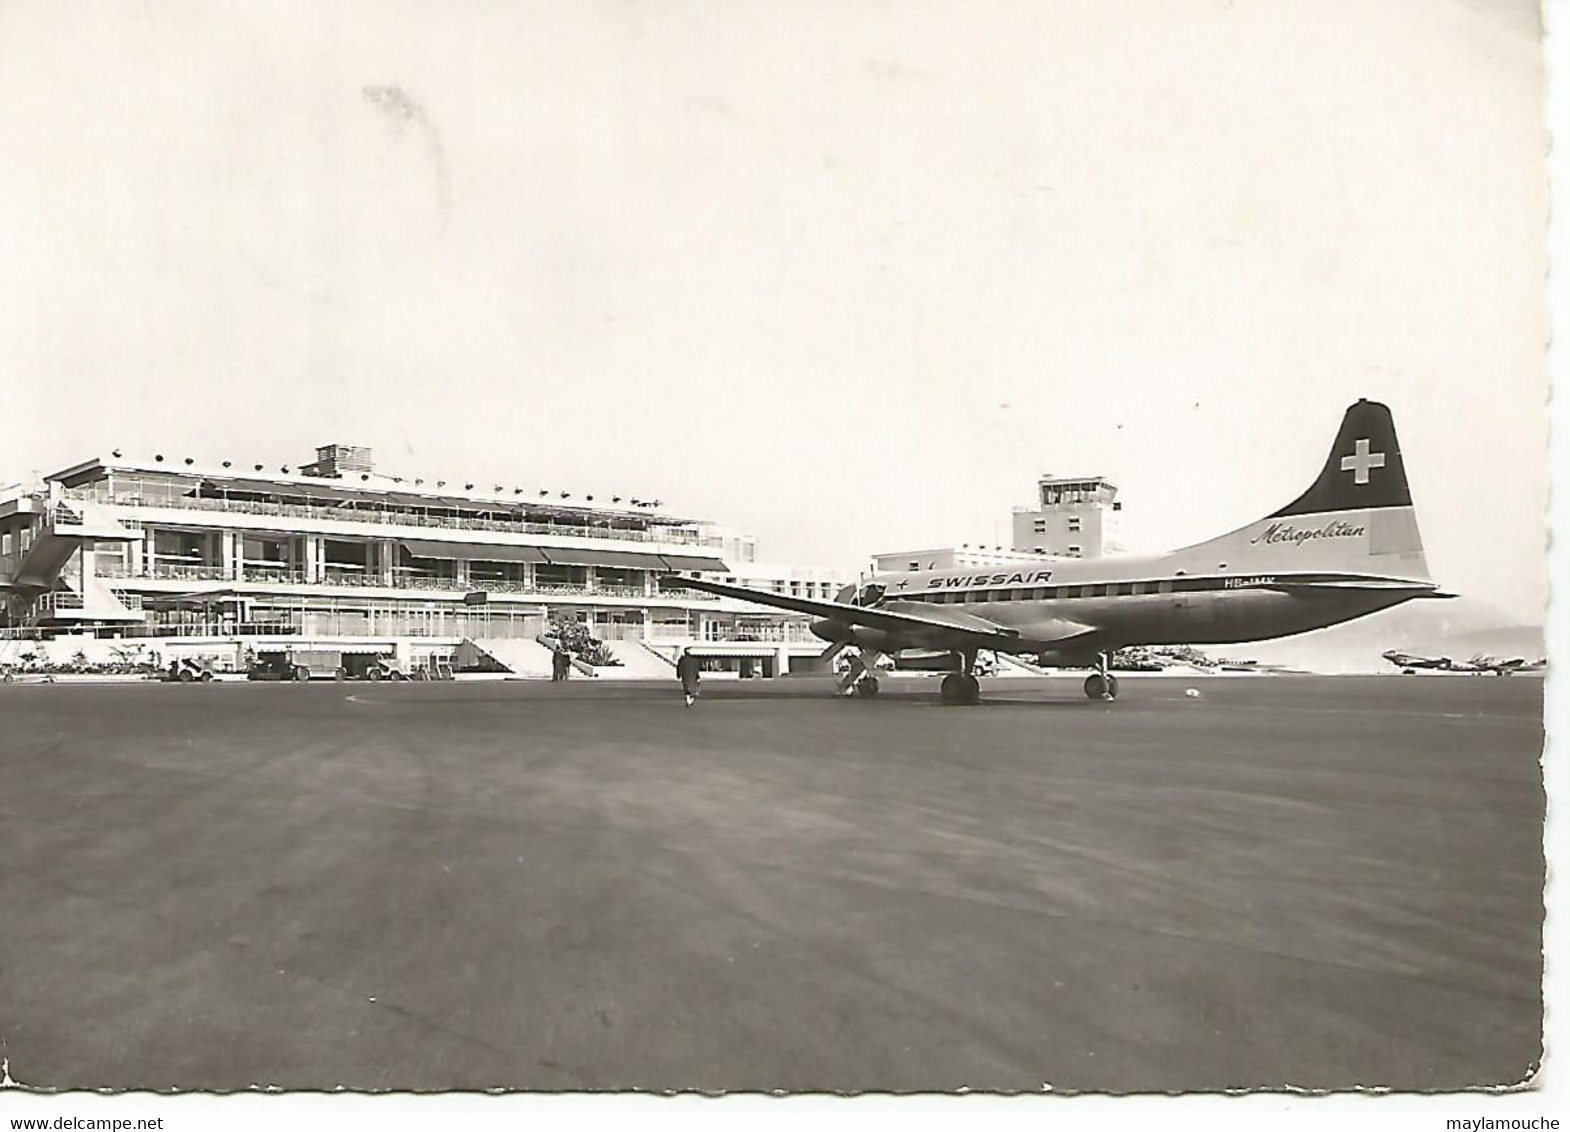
[1271,399,1413,518]
[1340,439,1386,484]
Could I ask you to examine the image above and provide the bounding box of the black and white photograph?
[0,0,1561,1126]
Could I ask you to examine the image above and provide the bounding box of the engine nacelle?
[814,623,903,653]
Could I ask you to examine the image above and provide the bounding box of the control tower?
[1011,475,1122,558]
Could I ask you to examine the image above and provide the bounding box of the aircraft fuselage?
[818,554,1421,662]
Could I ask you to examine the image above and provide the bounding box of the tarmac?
[0,673,1545,1094]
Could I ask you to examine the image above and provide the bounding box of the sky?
[0,0,1551,623]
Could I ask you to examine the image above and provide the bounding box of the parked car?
[165,656,217,683]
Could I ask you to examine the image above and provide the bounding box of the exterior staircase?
[12,497,142,592]
[607,639,679,678]
[454,637,557,678]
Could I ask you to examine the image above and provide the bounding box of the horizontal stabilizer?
[1253,580,1452,597]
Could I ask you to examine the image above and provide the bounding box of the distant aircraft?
[1382,650,1529,676]
[1456,654,1529,675]
[1381,650,1456,672]
[664,399,1453,705]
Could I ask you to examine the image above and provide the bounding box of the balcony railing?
[146,563,231,582]
[36,591,85,612]
[63,485,723,548]
[239,563,305,583]
[98,562,291,583]
[646,622,821,644]
[47,503,85,530]
[704,623,822,644]
[0,482,38,507]
[90,565,720,602]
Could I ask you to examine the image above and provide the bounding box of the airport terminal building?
[0,444,847,674]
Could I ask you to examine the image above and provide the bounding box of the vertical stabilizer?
[1271,399,1410,517]
[1176,399,1434,583]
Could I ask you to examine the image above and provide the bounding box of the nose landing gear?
[838,647,885,698]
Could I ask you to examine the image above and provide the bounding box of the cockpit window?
[856,583,887,607]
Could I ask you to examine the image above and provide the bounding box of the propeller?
[835,651,869,694]
[818,638,852,666]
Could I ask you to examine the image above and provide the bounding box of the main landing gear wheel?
[940,673,981,705]
[1083,673,1120,700]
[853,676,881,698]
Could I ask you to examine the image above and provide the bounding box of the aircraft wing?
[661,576,1100,652]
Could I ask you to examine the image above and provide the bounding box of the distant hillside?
[1200,597,1546,674]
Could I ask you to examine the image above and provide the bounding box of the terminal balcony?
[95,561,721,603]
[31,584,144,624]
[63,484,724,550]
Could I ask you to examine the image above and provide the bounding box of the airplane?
[1381,649,1457,672]
[1455,654,1528,675]
[662,399,1455,706]
[1382,650,1529,676]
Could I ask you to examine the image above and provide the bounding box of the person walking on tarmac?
[552,647,570,682]
[676,648,702,707]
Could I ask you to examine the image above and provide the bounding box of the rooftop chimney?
[301,444,374,478]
